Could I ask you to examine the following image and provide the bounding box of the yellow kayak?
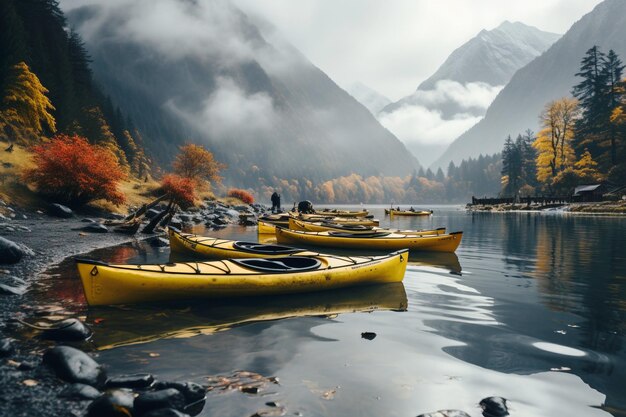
[312,209,369,218]
[89,283,408,349]
[76,250,408,306]
[169,228,310,259]
[288,218,445,236]
[276,228,462,253]
[258,219,283,234]
[388,209,433,216]
[297,213,379,226]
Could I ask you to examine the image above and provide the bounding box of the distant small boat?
[387,209,433,216]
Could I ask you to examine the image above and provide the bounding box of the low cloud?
[377,80,502,164]
[62,0,259,64]
[167,77,277,139]
[379,105,482,146]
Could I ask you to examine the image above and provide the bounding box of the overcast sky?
[234,0,603,101]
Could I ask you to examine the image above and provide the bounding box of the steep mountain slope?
[432,0,626,169]
[62,0,418,188]
[379,21,559,167]
[345,82,391,115]
[419,21,561,91]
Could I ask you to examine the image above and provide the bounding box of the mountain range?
[61,0,418,190]
[378,21,560,167]
[432,0,626,169]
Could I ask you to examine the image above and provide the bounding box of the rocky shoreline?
[467,200,626,214]
[0,198,268,417]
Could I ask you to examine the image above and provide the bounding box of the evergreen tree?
[602,49,625,165]
[425,168,434,180]
[435,167,445,183]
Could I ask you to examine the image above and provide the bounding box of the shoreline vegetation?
[467,200,626,214]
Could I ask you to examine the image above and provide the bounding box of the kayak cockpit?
[231,257,322,272]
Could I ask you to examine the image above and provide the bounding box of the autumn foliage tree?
[0,62,56,142]
[24,134,126,207]
[228,188,254,204]
[533,98,580,187]
[173,144,225,187]
[159,174,197,208]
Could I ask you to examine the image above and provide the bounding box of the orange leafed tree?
[160,174,197,208]
[24,134,126,207]
[173,144,225,186]
[228,188,254,204]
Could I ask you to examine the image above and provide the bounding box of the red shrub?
[24,134,126,207]
[228,188,254,204]
[161,174,197,208]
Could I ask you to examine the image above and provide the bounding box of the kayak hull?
[289,218,445,236]
[169,228,310,259]
[276,228,463,253]
[76,250,408,306]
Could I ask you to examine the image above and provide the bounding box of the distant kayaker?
[271,192,281,213]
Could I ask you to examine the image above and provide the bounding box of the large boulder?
[43,346,106,386]
[0,236,24,264]
[49,203,73,218]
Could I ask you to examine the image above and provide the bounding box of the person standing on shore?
[271,191,280,213]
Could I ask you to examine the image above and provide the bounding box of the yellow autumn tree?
[533,98,579,186]
[0,62,56,142]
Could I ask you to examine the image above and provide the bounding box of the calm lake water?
[28,205,626,417]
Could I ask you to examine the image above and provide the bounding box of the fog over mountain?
[432,0,626,170]
[378,21,560,166]
[61,0,418,189]
[345,82,391,115]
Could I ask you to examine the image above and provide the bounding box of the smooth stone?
[142,408,191,417]
[212,217,227,225]
[49,203,73,218]
[87,390,134,417]
[106,373,155,389]
[43,346,106,386]
[480,397,509,417]
[361,332,377,340]
[0,236,24,264]
[417,411,471,417]
[41,318,93,341]
[80,223,109,233]
[59,383,102,400]
[0,337,15,356]
[81,218,96,223]
[153,381,206,403]
[204,214,217,221]
[134,388,186,415]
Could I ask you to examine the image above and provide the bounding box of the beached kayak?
[75,250,408,306]
[288,218,446,236]
[312,209,369,218]
[275,228,462,253]
[260,215,379,234]
[169,228,311,259]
